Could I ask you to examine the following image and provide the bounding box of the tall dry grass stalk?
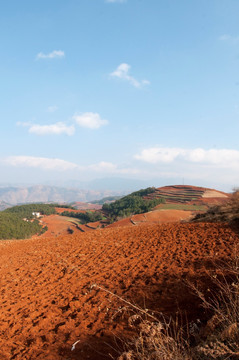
[189,252,239,359]
[92,284,192,359]
[93,248,239,359]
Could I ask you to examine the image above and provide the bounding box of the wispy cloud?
[47,105,58,113]
[110,63,150,88]
[4,156,78,171]
[219,34,239,44]
[18,112,108,135]
[18,122,75,136]
[36,50,65,60]
[73,112,108,129]
[135,146,239,168]
[2,156,139,176]
[89,161,117,172]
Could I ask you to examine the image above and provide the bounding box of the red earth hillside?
[145,185,229,205]
[33,185,230,236]
[0,221,238,359]
[106,185,229,229]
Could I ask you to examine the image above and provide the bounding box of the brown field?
[55,208,86,214]
[107,209,193,228]
[38,215,83,238]
[0,220,238,359]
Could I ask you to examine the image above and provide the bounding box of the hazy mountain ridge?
[0,185,123,205]
[0,201,12,211]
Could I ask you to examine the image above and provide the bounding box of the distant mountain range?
[0,182,229,210]
[0,201,12,211]
[0,185,124,207]
[46,177,155,192]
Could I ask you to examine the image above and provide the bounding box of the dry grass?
[193,190,239,225]
[95,248,239,360]
[190,253,239,359]
[118,316,192,360]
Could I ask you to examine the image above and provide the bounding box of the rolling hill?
[145,185,228,204]
[0,184,236,360]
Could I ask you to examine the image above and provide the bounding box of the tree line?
[102,187,165,221]
[60,210,104,224]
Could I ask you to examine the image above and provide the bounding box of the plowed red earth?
[38,215,83,237]
[107,210,193,228]
[0,223,238,360]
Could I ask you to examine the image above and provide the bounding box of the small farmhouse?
[32,212,41,218]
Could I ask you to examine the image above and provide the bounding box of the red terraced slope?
[145,185,229,204]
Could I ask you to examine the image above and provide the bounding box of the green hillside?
[102,187,165,221]
[0,204,57,240]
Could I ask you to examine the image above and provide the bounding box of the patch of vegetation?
[0,215,42,240]
[159,204,207,211]
[130,187,157,197]
[60,210,104,224]
[0,203,56,240]
[102,187,165,220]
[90,195,123,205]
[56,204,75,209]
[193,190,239,225]
[5,203,57,218]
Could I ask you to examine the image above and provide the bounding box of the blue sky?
[1,0,239,191]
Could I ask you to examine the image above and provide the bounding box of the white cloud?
[29,122,75,136]
[4,156,78,171]
[19,122,75,136]
[110,63,150,88]
[219,34,239,44]
[36,50,65,60]
[73,112,108,129]
[89,161,118,172]
[47,105,58,113]
[135,147,184,164]
[186,148,239,166]
[135,147,239,168]
[2,157,139,176]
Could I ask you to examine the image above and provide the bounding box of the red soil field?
[55,208,86,214]
[107,209,193,228]
[38,215,83,238]
[39,214,103,236]
[0,222,238,359]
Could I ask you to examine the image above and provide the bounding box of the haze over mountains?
[0,177,161,208]
[0,185,123,207]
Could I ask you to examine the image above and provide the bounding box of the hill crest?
[145,185,228,205]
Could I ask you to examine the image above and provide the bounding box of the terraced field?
[145,185,229,205]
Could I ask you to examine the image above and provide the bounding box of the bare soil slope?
[0,222,238,360]
[107,209,193,228]
[38,214,83,237]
